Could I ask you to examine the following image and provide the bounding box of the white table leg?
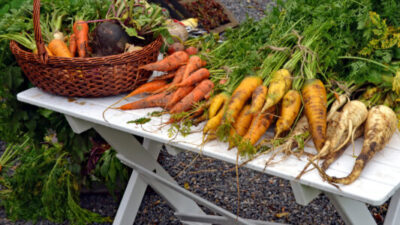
[325,192,376,225]
[290,181,321,206]
[384,189,400,225]
[93,125,208,225]
[113,170,148,225]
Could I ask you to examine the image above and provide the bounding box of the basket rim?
[10,35,163,67]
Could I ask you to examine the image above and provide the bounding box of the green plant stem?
[339,56,397,73]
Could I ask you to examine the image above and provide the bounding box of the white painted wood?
[65,115,92,134]
[142,138,162,159]
[15,88,400,208]
[384,189,400,225]
[113,170,148,225]
[17,88,400,222]
[290,181,321,206]
[117,154,209,225]
[175,213,286,225]
[325,192,376,225]
[93,125,207,223]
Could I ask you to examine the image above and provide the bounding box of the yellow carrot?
[275,90,302,138]
[223,76,263,125]
[208,92,229,119]
[248,85,268,114]
[261,69,292,113]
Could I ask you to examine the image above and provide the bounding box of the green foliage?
[1,136,110,224]
[0,0,128,222]
[372,0,400,26]
[94,149,129,195]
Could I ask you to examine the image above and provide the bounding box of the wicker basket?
[10,0,163,97]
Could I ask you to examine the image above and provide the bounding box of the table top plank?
[17,88,400,205]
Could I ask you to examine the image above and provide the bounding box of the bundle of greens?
[178,0,400,162]
[0,135,110,224]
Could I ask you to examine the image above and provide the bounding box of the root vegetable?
[92,22,129,56]
[233,104,254,137]
[185,46,198,55]
[166,85,195,110]
[118,92,171,110]
[228,104,254,149]
[321,124,364,171]
[169,79,214,114]
[275,90,302,138]
[48,33,72,57]
[272,115,310,156]
[261,69,292,113]
[69,34,77,57]
[330,105,397,184]
[150,70,177,82]
[248,85,268,114]
[177,68,210,87]
[297,100,368,179]
[172,65,186,84]
[140,51,189,72]
[268,95,347,164]
[182,56,207,80]
[242,106,276,149]
[223,76,263,125]
[302,79,327,151]
[125,80,168,98]
[327,94,348,121]
[322,100,368,158]
[203,103,226,134]
[73,20,89,57]
[209,93,229,119]
[168,42,185,54]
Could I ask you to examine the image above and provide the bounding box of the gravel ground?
[0,1,390,225]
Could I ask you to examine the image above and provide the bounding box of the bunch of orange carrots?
[116,50,215,120]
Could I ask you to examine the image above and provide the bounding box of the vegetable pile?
[0,0,171,58]
[120,0,400,185]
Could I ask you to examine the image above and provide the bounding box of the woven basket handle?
[33,0,48,64]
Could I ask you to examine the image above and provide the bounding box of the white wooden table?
[17,87,400,225]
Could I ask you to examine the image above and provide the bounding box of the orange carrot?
[48,38,72,57]
[69,33,77,57]
[171,65,186,85]
[73,20,89,57]
[182,56,207,80]
[177,68,210,87]
[34,46,54,56]
[223,76,263,125]
[150,70,177,82]
[166,85,195,110]
[125,80,168,98]
[118,92,171,110]
[233,104,254,137]
[157,65,186,93]
[239,106,276,155]
[140,51,189,72]
[228,104,253,149]
[170,79,214,114]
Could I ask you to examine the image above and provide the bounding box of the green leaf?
[109,159,117,183]
[38,109,54,118]
[127,117,151,125]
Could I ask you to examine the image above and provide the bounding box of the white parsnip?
[330,105,397,184]
[296,100,368,179]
